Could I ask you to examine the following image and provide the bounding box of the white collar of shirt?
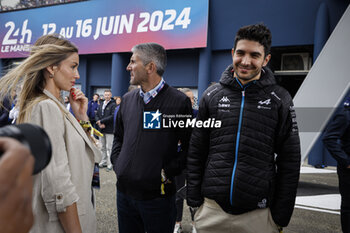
[139,78,165,104]
[102,99,111,109]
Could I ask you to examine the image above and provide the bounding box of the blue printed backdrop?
[0,0,208,58]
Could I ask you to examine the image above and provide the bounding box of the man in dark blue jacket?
[87,93,99,128]
[323,96,350,233]
[96,90,116,170]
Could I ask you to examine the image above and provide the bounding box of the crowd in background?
[0,89,124,128]
[0,0,85,12]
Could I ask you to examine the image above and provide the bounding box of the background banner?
[0,0,208,58]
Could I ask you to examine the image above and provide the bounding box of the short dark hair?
[233,23,272,56]
[104,89,112,93]
[131,43,167,76]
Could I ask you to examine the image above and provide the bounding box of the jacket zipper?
[230,79,254,206]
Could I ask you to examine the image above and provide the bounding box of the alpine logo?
[219,96,230,103]
[258,98,271,105]
[257,98,271,110]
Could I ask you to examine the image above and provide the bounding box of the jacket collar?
[219,64,276,89]
[103,99,112,106]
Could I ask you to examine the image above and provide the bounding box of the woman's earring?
[49,73,54,78]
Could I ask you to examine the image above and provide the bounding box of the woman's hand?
[69,88,89,121]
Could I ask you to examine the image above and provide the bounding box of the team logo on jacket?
[258,98,271,105]
[218,96,230,110]
[219,96,230,103]
[143,110,162,129]
[257,98,271,110]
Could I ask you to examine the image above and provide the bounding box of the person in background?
[64,96,69,108]
[179,88,198,118]
[323,96,350,233]
[64,95,75,115]
[9,101,19,124]
[113,96,121,128]
[128,84,140,92]
[111,43,192,233]
[0,96,11,127]
[87,93,100,129]
[0,34,101,233]
[99,95,104,103]
[173,88,198,233]
[115,96,121,106]
[8,87,20,124]
[96,89,116,170]
[186,24,301,233]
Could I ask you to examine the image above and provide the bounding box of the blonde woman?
[0,34,101,233]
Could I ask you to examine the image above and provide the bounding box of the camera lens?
[0,124,52,174]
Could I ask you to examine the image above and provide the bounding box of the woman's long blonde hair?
[0,34,78,123]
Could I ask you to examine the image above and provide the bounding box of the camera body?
[0,124,52,174]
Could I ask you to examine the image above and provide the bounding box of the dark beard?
[234,66,261,83]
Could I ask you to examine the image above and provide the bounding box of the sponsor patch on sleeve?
[289,105,298,133]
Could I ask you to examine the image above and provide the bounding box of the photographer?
[0,137,34,233]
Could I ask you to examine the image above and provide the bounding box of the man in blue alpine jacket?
[186,23,301,233]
